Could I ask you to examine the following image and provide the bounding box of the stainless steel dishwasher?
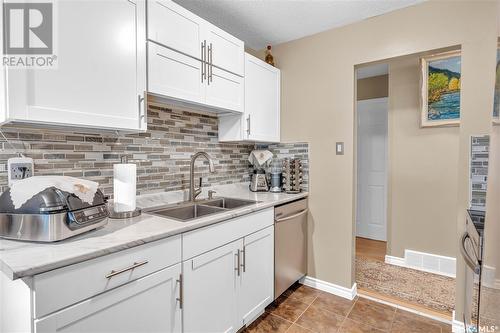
[274,198,308,299]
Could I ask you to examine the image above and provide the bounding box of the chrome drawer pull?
[105,260,149,279]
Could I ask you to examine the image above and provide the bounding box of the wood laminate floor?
[355,236,387,262]
[245,283,452,333]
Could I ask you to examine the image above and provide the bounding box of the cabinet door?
[148,43,205,105]
[183,239,242,333]
[6,0,147,131]
[35,264,182,333]
[205,67,244,113]
[205,24,244,76]
[238,226,275,326]
[245,54,281,142]
[147,0,204,60]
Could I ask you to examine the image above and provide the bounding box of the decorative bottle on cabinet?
[265,45,275,67]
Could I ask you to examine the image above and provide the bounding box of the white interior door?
[356,97,388,241]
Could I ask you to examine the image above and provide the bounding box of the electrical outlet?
[8,157,34,187]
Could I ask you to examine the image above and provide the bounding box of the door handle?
[176,274,183,309]
[208,43,213,84]
[138,94,145,120]
[275,208,309,223]
[201,41,206,83]
[241,246,246,272]
[460,232,479,271]
[235,249,241,276]
[246,115,251,136]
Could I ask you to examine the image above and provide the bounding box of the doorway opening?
[355,64,389,264]
[353,55,457,320]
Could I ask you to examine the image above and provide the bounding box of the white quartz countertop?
[0,183,308,280]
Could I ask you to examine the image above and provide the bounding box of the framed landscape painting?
[420,51,461,127]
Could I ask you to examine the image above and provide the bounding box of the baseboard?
[300,276,357,300]
[385,250,456,278]
[452,311,465,333]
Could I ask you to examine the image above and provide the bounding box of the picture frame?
[420,51,462,127]
[493,45,500,125]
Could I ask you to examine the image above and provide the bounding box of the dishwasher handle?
[460,232,479,272]
[275,208,308,223]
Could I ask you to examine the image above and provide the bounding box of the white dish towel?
[248,150,273,167]
[9,176,99,209]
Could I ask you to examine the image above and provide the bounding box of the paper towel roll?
[113,163,136,212]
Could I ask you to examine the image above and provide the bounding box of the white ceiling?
[357,63,389,79]
[173,0,425,50]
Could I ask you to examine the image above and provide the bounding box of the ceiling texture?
[173,0,426,50]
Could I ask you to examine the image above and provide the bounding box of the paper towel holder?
[108,206,142,219]
[109,155,142,219]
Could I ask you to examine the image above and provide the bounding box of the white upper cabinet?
[205,24,244,76]
[148,43,204,105]
[3,0,147,131]
[219,53,281,142]
[205,67,244,113]
[146,0,244,113]
[147,0,203,60]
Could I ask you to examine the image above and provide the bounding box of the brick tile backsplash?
[0,103,309,196]
[470,135,489,210]
[0,104,254,196]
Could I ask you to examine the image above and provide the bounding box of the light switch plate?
[336,142,344,155]
[8,157,34,186]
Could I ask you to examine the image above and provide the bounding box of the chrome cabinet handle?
[176,274,183,309]
[460,232,479,272]
[208,43,213,83]
[138,94,145,121]
[201,41,206,83]
[235,249,241,276]
[241,246,246,272]
[246,115,251,136]
[275,208,309,223]
[105,260,148,279]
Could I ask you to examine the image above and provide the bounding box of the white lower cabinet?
[238,226,275,325]
[35,264,182,333]
[183,224,275,332]
[182,239,242,333]
[2,209,275,333]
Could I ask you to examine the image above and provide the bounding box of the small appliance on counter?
[248,150,273,192]
[282,158,303,193]
[0,176,109,242]
[269,158,283,193]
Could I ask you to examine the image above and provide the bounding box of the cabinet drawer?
[33,235,181,318]
[183,208,274,259]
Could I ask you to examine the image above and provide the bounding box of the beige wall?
[356,75,388,101]
[387,56,459,258]
[272,0,497,318]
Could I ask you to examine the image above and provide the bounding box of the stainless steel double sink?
[144,197,259,222]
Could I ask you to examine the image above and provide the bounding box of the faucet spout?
[189,152,216,201]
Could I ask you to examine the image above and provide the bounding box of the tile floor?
[245,283,452,333]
